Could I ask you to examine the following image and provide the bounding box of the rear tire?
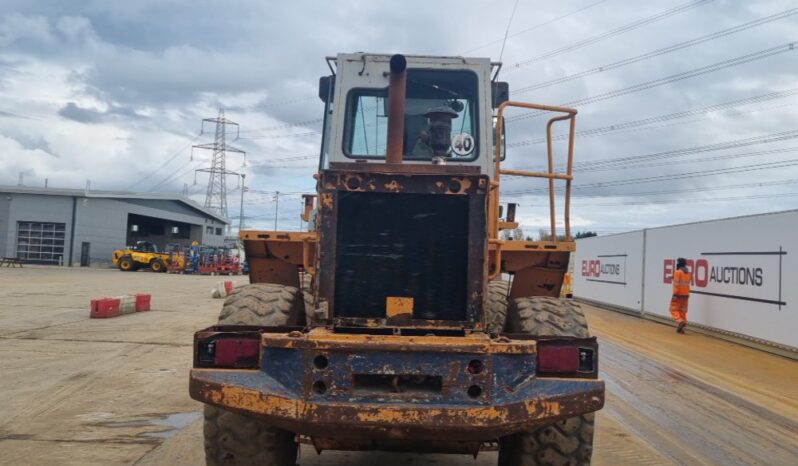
[499,297,594,466]
[487,280,510,334]
[218,283,305,326]
[117,256,136,272]
[506,296,589,338]
[204,283,302,465]
[300,272,315,325]
[204,405,297,466]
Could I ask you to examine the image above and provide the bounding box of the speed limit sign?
[451,132,475,156]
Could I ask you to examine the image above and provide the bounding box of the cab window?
[343,69,479,160]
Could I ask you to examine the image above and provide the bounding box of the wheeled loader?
[112,241,170,272]
[189,53,604,465]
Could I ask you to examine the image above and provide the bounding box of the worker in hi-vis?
[670,257,691,334]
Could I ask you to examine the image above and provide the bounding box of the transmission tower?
[192,109,246,219]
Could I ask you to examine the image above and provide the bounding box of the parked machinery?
[112,241,170,272]
[189,53,604,465]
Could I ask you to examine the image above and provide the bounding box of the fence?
[574,210,797,352]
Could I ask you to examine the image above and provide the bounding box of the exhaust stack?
[386,54,407,164]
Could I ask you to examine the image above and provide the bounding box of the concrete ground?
[0,266,796,465]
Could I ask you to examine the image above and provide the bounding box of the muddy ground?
[0,266,796,465]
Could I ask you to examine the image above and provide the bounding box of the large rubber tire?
[487,280,510,334]
[300,272,315,326]
[204,283,302,465]
[150,258,166,273]
[204,405,297,466]
[117,256,136,272]
[498,414,595,466]
[506,297,589,338]
[499,297,594,466]
[218,283,305,326]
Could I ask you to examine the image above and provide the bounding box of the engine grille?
[334,192,469,320]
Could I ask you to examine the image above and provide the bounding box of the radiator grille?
[334,192,469,320]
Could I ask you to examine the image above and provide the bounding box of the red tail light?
[197,337,261,369]
[538,344,579,373]
[536,339,597,377]
[215,338,260,367]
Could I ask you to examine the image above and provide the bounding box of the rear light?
[537,341,597,377]
[197,337,261,369]
[538,345,579,373]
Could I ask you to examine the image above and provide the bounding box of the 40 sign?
[663,248,787,309]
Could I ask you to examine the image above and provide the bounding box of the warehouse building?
[0,186,229,266]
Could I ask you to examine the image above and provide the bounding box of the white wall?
[574,231,644,313]
[574,210,797,349]
[643,211,796,349]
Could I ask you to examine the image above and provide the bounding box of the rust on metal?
[301,194,316,222]
[261,327,537,354]
[385,54,407,164]
[329,162,481,175]
[189,370,604,442]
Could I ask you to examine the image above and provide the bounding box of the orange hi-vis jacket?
[673,268,691,297]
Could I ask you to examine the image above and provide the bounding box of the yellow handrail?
[493,101,577,242]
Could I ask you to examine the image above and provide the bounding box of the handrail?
[493,101,577,242]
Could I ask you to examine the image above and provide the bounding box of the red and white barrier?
[90,297,121,319]
[135,293,151,312]
[90,293,152,318]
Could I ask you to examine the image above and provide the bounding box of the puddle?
[90,411,202,439]
[143,412,202,438]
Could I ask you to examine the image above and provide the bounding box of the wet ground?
[0,266,796,465]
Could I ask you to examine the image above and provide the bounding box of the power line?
[507,41,798,123]
[461,0,609,55]
[498,0,521,62]
[148,159,200,192]
[579,177,798,200]
[568,129,798,171]
[513,8,798,94]
[126,133,201,190]
[511,100,796,147]
[506,129,798,176]
[572,191,798,207]
[508,87,798,147]
[576,146,798,173]
[504,157,798,195]
[253,95,316,109]
[239,118,323,133]
[506,0,714,70]
[237,131,319,140]
[504,177,798,201]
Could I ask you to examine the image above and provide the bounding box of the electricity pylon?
[192,109,246,219]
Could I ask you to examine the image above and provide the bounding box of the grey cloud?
[57,102,147,124]
[1,0,797,232]
[57,102,104,123]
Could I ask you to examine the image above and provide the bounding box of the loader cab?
[318,53,506,176]
[309,54,513,330]
[131,241,160,253]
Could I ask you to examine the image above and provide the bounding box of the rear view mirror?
[491,81,509,108]
[506,203,517,222]
[318,75,335,103]
[494,116,507,161]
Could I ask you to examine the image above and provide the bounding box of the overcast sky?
[1,0,796,236]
